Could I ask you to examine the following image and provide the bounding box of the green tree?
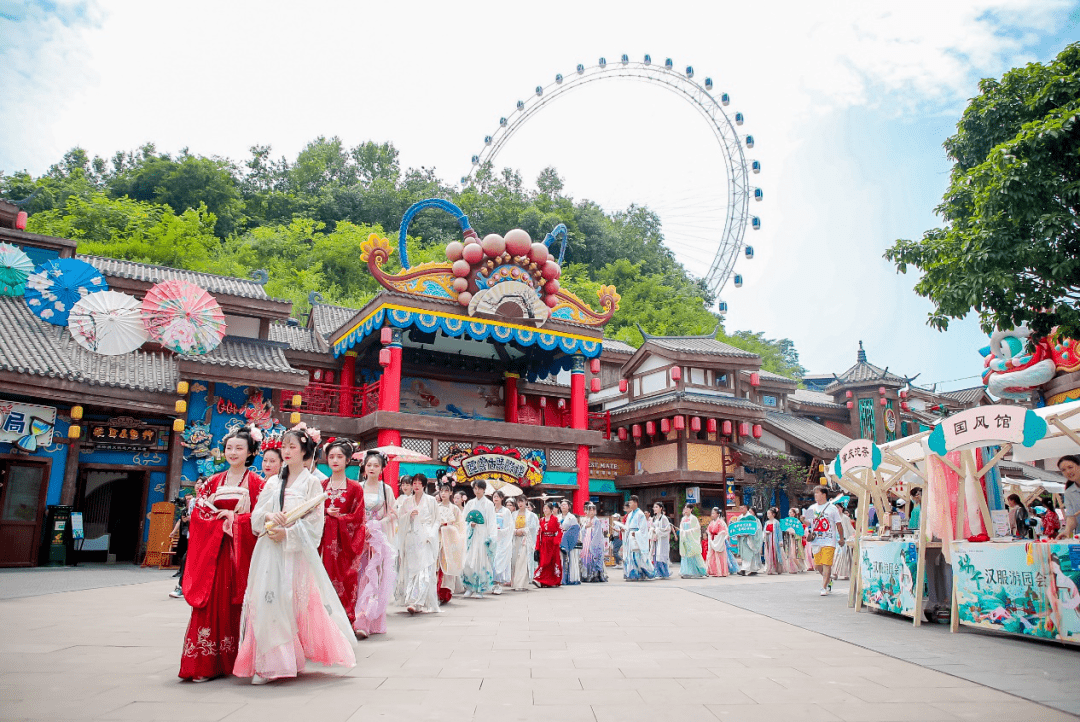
[885,42,1080,340]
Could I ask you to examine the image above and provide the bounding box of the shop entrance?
[0,457,51,567]
[76,469,147,563]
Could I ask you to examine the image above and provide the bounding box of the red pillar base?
[574,444,589,514]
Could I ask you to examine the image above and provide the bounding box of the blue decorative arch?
[399,198,473,270]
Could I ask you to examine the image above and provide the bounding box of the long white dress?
[511,509,534,590]
[526,510,540,579]
[623,508,656,581]
[493,506,514,585]
[355,481,396,636]
[651,515,672,578]
[437,501,465,599]
[560,513,581,585]
[394,493,441,613]
[462,496,496,594]
[234,470,356,680]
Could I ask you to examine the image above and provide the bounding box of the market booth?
[834,401,1080,645]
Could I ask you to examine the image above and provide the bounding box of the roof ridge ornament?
[857,340,867,363]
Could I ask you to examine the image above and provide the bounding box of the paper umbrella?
[68,290,149,355]
[141,279,226,355]
[24,258,107,325]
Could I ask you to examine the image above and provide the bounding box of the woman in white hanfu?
[233,428,356,685]
[462,480,497,598]
[491,490,514,594]
[436,482,466,604]
[559,499,582,585]
[354,451,397,638]
[622,495,655,581]
[511,497,534,590]
[651,502,673,579]
[394,474,440,614]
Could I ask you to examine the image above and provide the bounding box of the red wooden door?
[0,461,49,567]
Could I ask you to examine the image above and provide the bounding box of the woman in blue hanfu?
[462,480,497,598]
[559,500,582,585]
[650,502,672,579]
[677,505,708,578]
[622,495,656,581]
[579,502,607,583]
[735,505,764,575]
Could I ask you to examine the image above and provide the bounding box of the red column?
[504,373,519,423]
[378,328,403,494]
[570,354,589,514]
[339,352,357,416]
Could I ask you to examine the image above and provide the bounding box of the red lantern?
[590,358,601,375]
[540,397,547,408]
[670,366,682,381]
[722,420,733,436]
[752,424,762,439]
[557,398,566,409]
[750,372,760,386]
[845,390,853,399]
[378,348,391,367]
[325,371,334,383]
[739,422,750,436]
[899,389,909,399]
[590,377,601,393]
[674,415,685,431]
[900,402,910,412]
[646,421,656,436]
[618,427,628,441]
[878,386,886,396]
[846,401,854,409]
[660,418,671,434]
[879,397,887,406]
[519,394,527,406]
[691,416,702,432]
[619,379,628,393]
[15,211,27,230]
[632,424,642,438]
[380,327,393,345]
[707,418,718,433]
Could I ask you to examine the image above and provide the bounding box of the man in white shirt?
[803,486,844,596]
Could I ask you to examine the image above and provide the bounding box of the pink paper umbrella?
[141,280,226,355]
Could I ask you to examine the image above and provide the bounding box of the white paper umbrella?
[68,290,148,355]
[485,480,524,497]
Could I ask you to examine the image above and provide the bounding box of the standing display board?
[859,539,919,617]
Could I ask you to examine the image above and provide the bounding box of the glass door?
[0,461,49,566]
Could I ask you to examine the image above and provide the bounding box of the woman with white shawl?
[436,482,465,603]
[463,480,497,598]
[490,490,514,594]
[511,497,534,590]
[233,427,356,685]
[394,474,441,614]
[651,502,673,579]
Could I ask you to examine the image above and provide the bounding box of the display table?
[856,538,920,617]
[951,539,1080,645]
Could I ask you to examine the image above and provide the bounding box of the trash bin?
[43,505,72,567]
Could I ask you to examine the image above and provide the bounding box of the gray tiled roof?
[763,411,852,454]
[269,322,322,353]
[647,337,759,359]
[610,391,764,416]
[732,440,789,459]
[824,361,908,392]
[939,386,988,406]
[602,338,637,355]
[181,338,307,379]
[79,255,275,301]
[998,461,1066,484]
[740,368,797,385]
[310,303,362,340]
[0,296,178,392]
[791,388,845,409]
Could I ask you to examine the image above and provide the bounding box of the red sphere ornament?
[456,291,472,306]
[544,295,559,308]
[462,242,484,264]
[530,243,549,265]
[445,241,464,261]
[545,279,561,295]
[541,260,562,280]
[879,397,887,406]
[504,228,532,256]
[452,277,468,293]
[481,233,506,257]
[452,259,471,277]
[878,386,886,396]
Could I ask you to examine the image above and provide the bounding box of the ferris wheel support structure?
[464,56,760,305]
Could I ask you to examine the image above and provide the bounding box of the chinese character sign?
[953,541,1080,643]
[928,404,1047,455]
[860,540,918,617]
[0,400,57,452]
[832,439,882,478]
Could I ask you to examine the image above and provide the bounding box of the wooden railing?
[295,380,381,418]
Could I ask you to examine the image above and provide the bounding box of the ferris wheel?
[462,54,761,310]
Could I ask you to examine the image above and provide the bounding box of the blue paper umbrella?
[23,259,108,326]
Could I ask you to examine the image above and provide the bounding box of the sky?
[2,0,1079,391]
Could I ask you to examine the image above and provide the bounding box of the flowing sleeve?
[250,476,279,536]
[285,476,325,554]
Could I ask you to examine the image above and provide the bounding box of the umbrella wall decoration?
[141,279,226,355]
[68,290,149,356]
[24,258,107,325]
[0,243,33,296]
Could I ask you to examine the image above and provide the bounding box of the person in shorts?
[803,486,844,596]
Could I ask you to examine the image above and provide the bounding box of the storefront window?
[1,465,43,522]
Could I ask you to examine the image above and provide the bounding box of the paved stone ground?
[0,566,1077,722]
[0,564,175,600]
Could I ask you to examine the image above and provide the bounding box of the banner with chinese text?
[952,541,1080,645]
[859,540,918,618]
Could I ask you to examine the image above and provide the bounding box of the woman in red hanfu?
[318,439,365,624]
[532,501,563,588]
[179,424,265,682]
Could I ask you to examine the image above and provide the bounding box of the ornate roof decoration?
[360,199,618,329]
[823,341,912,392]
